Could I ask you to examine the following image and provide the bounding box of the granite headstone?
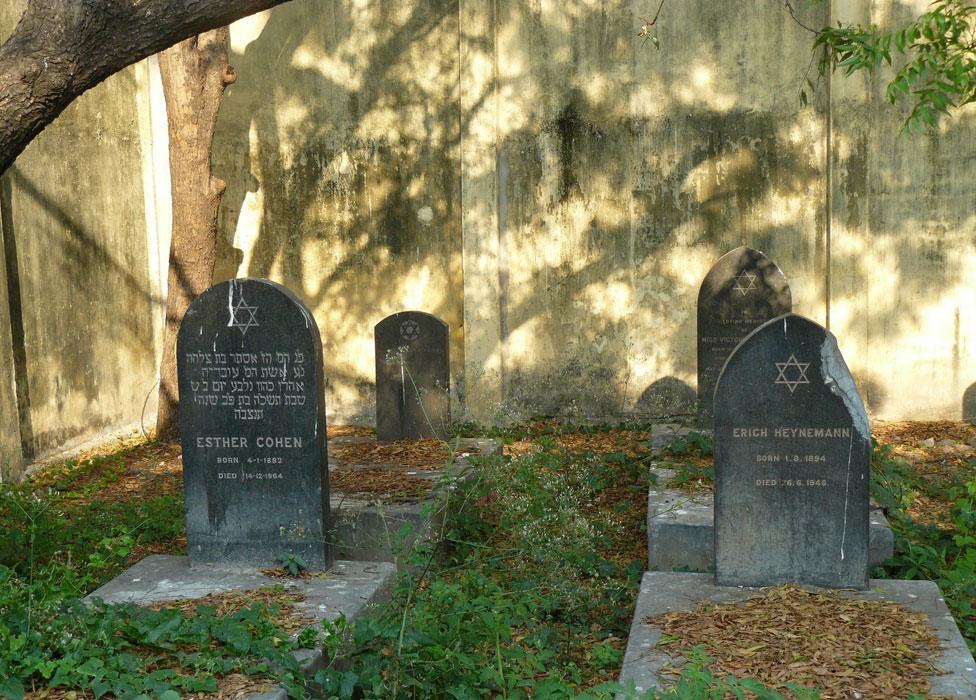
[964,382,976,423]
[698,246,791,427]
[177,278,330,569]
[374,311,450,441]
[713,313,870,589]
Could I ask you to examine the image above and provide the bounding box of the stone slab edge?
[647,468,895,569]
[619,571,976,698]
[327,438,501,562]
[86,555,396,700]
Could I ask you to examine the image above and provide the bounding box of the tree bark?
[154,30,236,440]
[0,0,293,175]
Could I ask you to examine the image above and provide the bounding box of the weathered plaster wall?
[831,0,976,419]
[459,0,829,422]
[0,3,162,463]
[0,179,24,481]
[1,0,974,470]
[213,0,463,423]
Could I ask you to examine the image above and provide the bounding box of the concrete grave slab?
[647,467,895,572]
[87,555,396,700]
[329,437,501,563]
[619,571,976,698]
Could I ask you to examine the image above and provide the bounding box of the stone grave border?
[619,571,976,698]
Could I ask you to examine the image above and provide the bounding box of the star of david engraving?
[732,270,758,296]
[229,295,259,336]
[400,320,421,342]
[774,354,811,393]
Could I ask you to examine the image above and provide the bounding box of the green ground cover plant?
[870,444,976,652]
[3,421,971,698]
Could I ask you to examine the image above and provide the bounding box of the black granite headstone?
[964,383,976,423]
[374,311,450,441]
[713,313,870,589]
[698,246,791,427]
[177,278,330,569]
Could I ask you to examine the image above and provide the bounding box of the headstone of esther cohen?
[374,311,450,441]
[713,313,870,589]
[698,246,791,427]
[177,278,330,569]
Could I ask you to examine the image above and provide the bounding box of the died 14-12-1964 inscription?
[697,246,791,428]
[177,278,330,569]
[713,313,871,590]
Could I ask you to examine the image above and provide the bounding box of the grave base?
[648,467,895,571]
[619,571,976,698]
[87,555,396,700]
[330,437,501,563]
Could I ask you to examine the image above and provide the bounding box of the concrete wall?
[1,0,974,478]
[831,0,976,419]
[212,1,463,423]
[460,0,830,422]
[0,3,166,480]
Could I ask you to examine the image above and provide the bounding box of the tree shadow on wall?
[211,0,974,423]
[214,1,471,419]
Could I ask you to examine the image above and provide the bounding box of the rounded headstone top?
[179,277,321,348]
[714,312,869,442]
[375,310,449,332]
[697,245,792,312]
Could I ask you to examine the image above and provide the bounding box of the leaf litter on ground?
[646,584,943,699]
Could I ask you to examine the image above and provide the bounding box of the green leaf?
[0,678,24,700]
[339,670,358,699]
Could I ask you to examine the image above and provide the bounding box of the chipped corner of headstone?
[820,332,870,442]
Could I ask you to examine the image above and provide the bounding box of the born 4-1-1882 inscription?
[177,278,330,569]
[713,313,870,589]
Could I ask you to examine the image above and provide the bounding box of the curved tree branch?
[0,0,295,175]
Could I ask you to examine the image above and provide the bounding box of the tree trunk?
[0,0,292,176]
[154,30,236,440]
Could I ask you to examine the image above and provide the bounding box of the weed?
[278,552,309,577]
[870,443,976,652]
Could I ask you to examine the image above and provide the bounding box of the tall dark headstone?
[374,311,450,441]
[713,313,870,589]
[177,278,330,569]
[698,246,791,427]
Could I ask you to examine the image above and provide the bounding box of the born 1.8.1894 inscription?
[177,278,330,569]
[713,313,870,589]
[697,246,791,427]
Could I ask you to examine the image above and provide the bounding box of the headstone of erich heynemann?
[698,246,791,427]
[713,313,871,589]
[177,278,330,569]
[374,311,450,442]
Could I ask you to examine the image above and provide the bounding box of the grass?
[0,420,973,698]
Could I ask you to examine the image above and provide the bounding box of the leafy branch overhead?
[642,1,974,134]
[813,0,975,133]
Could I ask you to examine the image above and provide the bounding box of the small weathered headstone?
[713,313,870,589]
[964,383,976,423]
[177,278,330,569]
[698,246,791,427]
[374,311,450,441]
